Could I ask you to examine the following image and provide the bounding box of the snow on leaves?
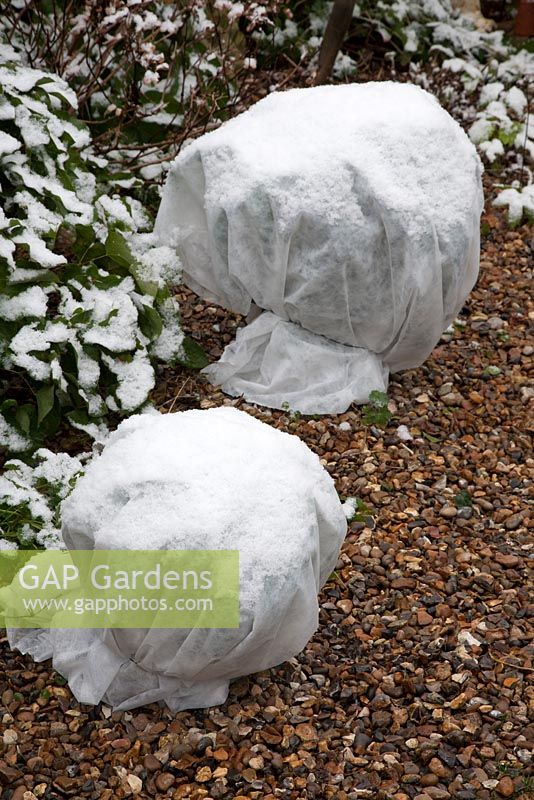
[0,47,189,453]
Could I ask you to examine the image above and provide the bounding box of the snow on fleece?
[172,82,481,242]
[61,406,346,591]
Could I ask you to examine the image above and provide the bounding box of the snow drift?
[155,81,483,413]
[9,407,347,711]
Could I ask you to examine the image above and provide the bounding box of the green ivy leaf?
[105,229,134,269]
[69,307,92,325]
[36,384,55,424]
[139,304,163,339]
[362,390,392,427]
[133,272,159,298]
[15,405,32,435]
[66,409,92,427]
[180,337,209,369]
[72,224,95,259]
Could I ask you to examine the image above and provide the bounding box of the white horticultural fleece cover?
[156,81,484,414]
[9,407,347,711]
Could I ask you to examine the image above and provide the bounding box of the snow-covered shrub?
[493,183,534,226]
[0,448,85,549]
[1,0,283,178]
[0,48,202,454]
[468,84,531,165]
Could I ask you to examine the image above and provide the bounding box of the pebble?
[496,776,515,797]
[143,754,161,771]
[126,774,142,794]
[155,772,175,791]
[10,788,29,800]
[295,722,318,741]
[449,692,468,709]
[196,766,212,782]
[494,552,520,566]
[396,424,413,441]
[440,506,457,518]
[420,774,439,786]
[52,776,78,793]
[417,609,433,626]
[504,512,524,531]
[428,758,450,779]
[110,737,130,750]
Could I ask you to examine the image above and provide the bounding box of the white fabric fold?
[202,311,388,414]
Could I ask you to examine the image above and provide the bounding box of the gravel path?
[1,192,532,800]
